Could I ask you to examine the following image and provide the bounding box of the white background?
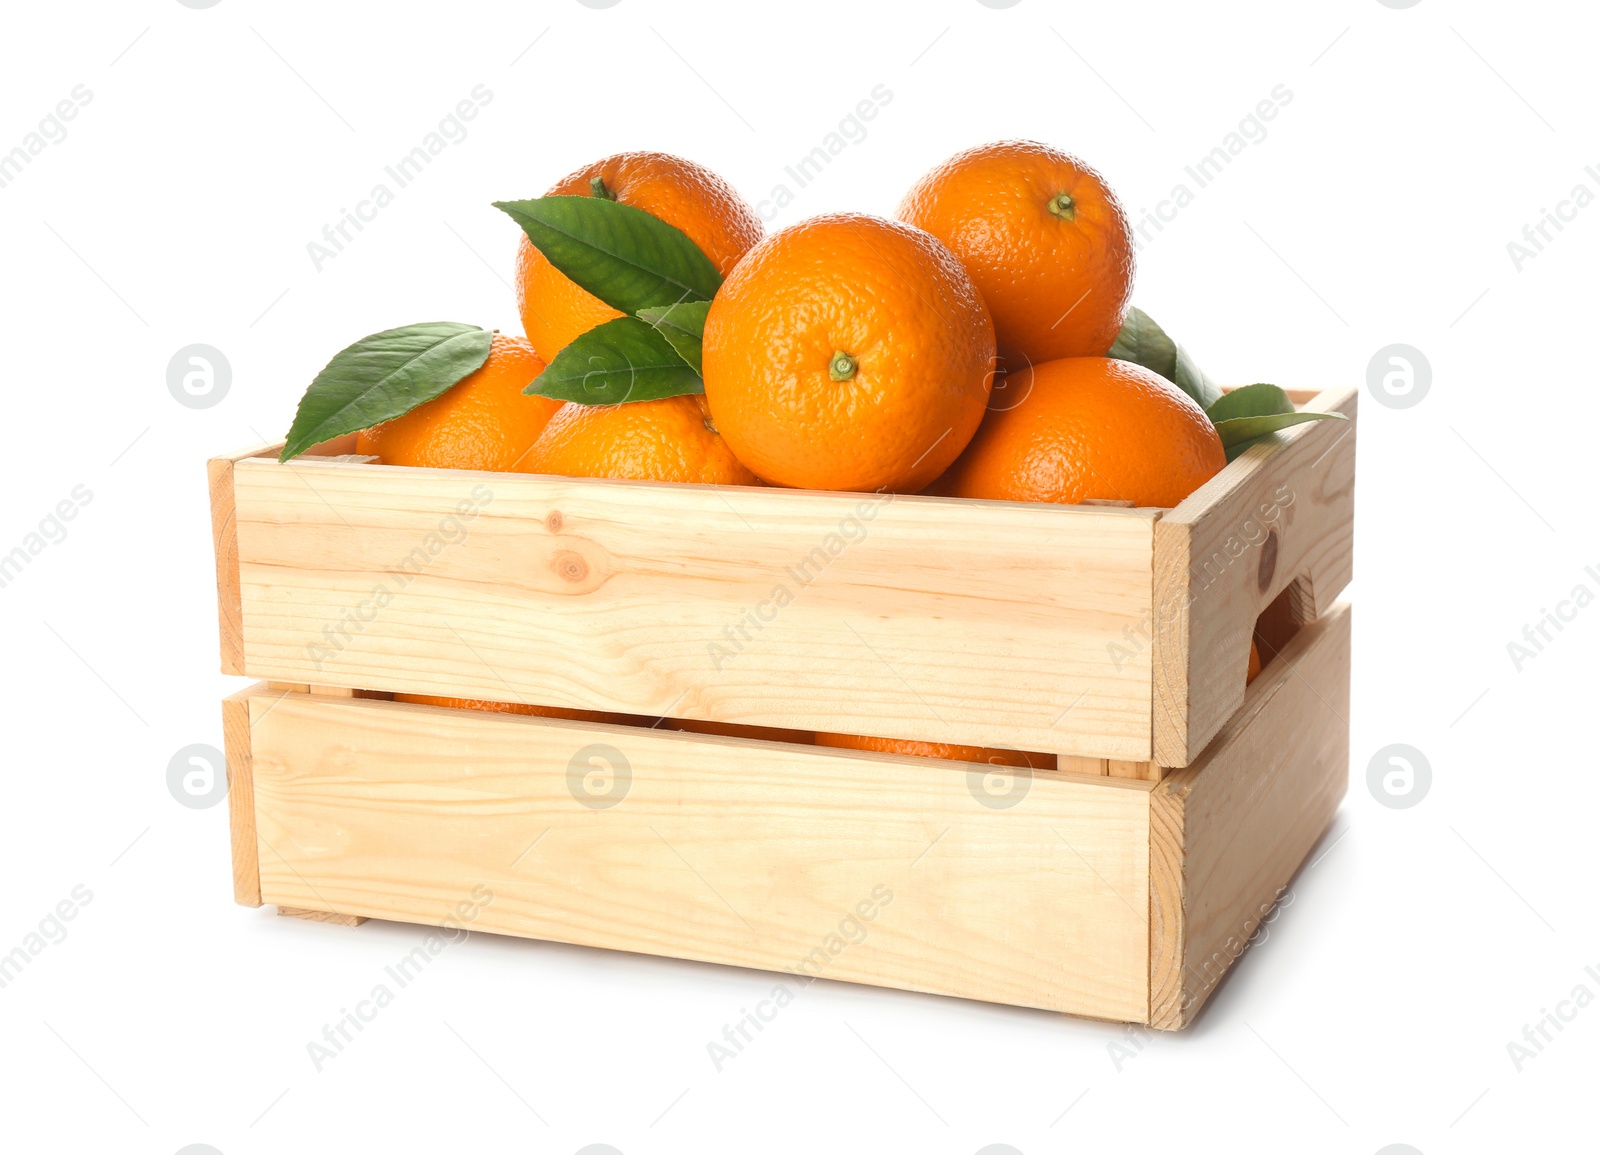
[1,0,1595,1151]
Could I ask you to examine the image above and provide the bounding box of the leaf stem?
[589,176,615,200]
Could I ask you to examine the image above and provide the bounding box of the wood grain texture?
[1109,760,1164,782]
[1060,756,1162,781]
[222,688,261,907]
[209,438,358,676]
[278,906,366,926]
[229,460,1161,759]
[1148,603,1351,1029]
[245,689,1155,1022]
[206,451,258,676]
[1058,755,1109,776]
[1152,387,1357,766]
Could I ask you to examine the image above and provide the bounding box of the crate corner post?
[221,687,262,908]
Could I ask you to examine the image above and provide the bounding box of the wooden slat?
[1148,603,1351,1029]
[245,689,1155,1022]
[1152,386,1356,766]
[1058,755,1109,776]
[1108,760,1163,782]
[222,688,261,907]
[229,461,1161,760]
[1061,756,1164,782]
[279,906,366,926]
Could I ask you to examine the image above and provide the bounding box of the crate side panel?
[1153,387,1357,766]
[248,692,1154,1022]
[231,462,1157,759]
[1149,603,1351,1029]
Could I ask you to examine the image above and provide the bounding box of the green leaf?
[1205,382,1296,424]
[493,195,722,315]
[1173,345,1223,412]
[1214,411,1348,461]
[280,322,494,462]
[637,300,711,374]
[526,316,704,405]
[1107,306,1177,379]
[1108,306,1223,411]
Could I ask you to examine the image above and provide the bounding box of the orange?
[701,212,996,493]
[393,693,632,725]
[514,394,758,485]
[931,357,1225,507]
[897,140,1134,365]
[355,333,559,470]
[816,732,1056,770]
[515,152,764,363]
[668,718,815,745]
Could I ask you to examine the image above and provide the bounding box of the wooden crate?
[209,386,1355,1027]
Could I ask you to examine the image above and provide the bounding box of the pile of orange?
[338,142,1253,758]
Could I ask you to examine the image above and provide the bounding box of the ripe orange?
[355,333,559,471]
[393,693,632,725]
[514,394,759,485]
[816,732,1056,770]
[701,212,996,493]
[515,152,764,363]
[897,140,1134,364]
[931,357,1225,507]
[667,718,815,745]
